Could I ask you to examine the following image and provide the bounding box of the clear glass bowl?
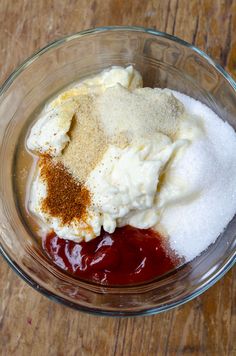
[0,26,235,316]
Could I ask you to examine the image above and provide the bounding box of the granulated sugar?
[97,86,184,142]
[159,91,236,261]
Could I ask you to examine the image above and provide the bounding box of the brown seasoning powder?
[57,95,108,183]
[40,156,90,224]
[56,94,130,183]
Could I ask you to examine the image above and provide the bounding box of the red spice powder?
[39,156,90,224]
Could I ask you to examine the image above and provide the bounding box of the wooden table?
[0,1,235,355]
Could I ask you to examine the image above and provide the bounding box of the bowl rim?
[0,25,235,317]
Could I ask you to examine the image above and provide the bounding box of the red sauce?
[43,226,178,285]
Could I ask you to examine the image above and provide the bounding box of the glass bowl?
[0,26,235,316]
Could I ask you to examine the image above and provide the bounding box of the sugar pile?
[160,91,236,261]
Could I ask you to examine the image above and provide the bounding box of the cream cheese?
[87,140,185,234]
[27,99,78,157]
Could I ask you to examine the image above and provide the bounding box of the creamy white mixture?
[27,66,236,261]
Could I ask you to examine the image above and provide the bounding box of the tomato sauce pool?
[43,226,178,285]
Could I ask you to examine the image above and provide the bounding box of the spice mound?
[39,156,90,225]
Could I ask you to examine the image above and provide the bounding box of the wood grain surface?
[0,1,236,355]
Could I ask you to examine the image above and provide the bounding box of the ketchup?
[43,226,178,285]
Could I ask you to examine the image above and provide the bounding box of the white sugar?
[160,91,236,261]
